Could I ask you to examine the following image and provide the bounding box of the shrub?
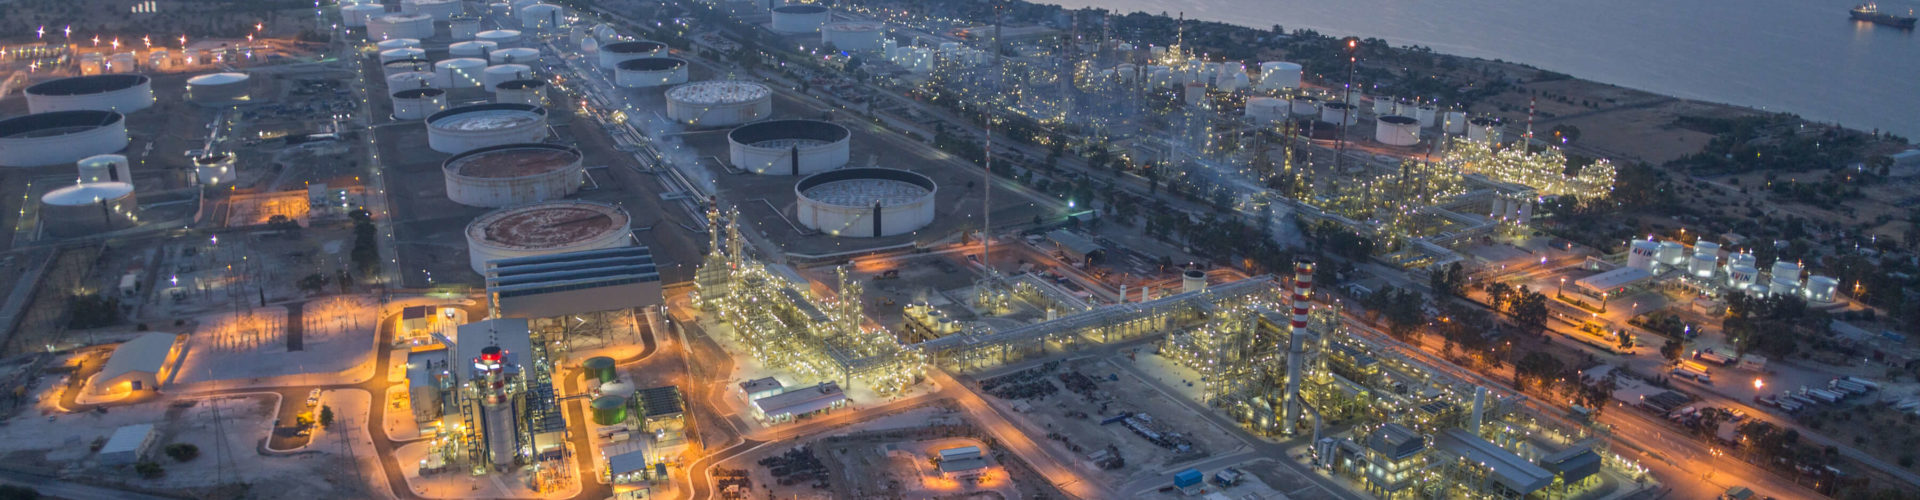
[164,443,198,462]
[133,461,163,479]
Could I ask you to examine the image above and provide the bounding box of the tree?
[1515,351,1566,393]
[1428,262,1467,298]
[133,460,164,479]
[164,443,199,462]
[319,405,335,429]
[1484,282,1514,311]
[1660,339,1685,364]
[1510,290,1551,337]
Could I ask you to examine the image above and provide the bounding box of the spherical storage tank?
[596,41,664,70]
[376,38,421,51]
[665,80,772,127]
[368,13,435,41]
[795,168,937,238]
[771,5,830,33]
[590,396,626,425]
[0,111,129,167]
[193,153,235,185]
[435,57,488,88]
[387,71,436,90]
[77,154,131,184]
[39,182,137,237]
[1627,239,1658,271]
[493,79,548,106]
[380,47,427,63]
[1374,115,1419,147]
[426,103,548,154]
[1258,61,1302,90]
[392,88,449,120]
[476,29,523,48]
[613,57,687,88]
[1320,102,1357,126]
[821,22,883,52]
[342,4,386,27]
[465,200,630,273]
[489,47,541,65]
[520,3,564,30]
[443,143,583,207]
[483,64,531,91]
[25,74,154,114]
[450,41,497,59]
[728,120,850,175]
[450,16,482,40]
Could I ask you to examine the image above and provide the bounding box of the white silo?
[1628,240,1658,272]
[1245,97,1287,124]
[1415,105,1438,128]
[1656,241,1685,266]
[489,47,541,65]
[1693,241,1721,259]
[193,153,236,185]
[1257,61,1301,90]
[1443,111,1469,135]
[477,29,523,48]
[1769,276,1800,297]
[1689,253,1717,278]
[1466,117,1499,143]
[520,3,564,31]
[435,58,488,88]
[1320,102,1356,126]
[387,71,436,90]
[1728,252,1757,272]
[1371,97,1395,116]
[77,154,132,184]
[391,88,449,120]
[450,16,482,39]
[1770,260,1801,282]
[1728,265,1759,291]
[1290,96,1319,116]
[1804,276,1838,303]
[342,4,386,27]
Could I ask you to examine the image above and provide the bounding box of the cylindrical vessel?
[449,16,482,39]
[1374,115,1419,146]
[1290,96,1319,116]
[1182,269,1207,293]
[665,80,772,127]
[376,38,421,51]
[1729,252,1757,270]
[443,143,584,207]
[368,13,435,41]
[1371,97,1395,116]
[1415,105,1438,128]
[435,57,489,88]
[1443,111,1469,135]
[494,79,548,106]
[77,154,132,184]
[488,47,541,65]
[465,200,631,273]
[386,71,436,90]
[39,182,137,237]
[1320,102,1356,126]
[771,4,830,33]
[426,103,549,154]
[25,74,154,114]
[1728,265,1759,290]
[1693,241,1721,259]
[392,87,449,120]
[821,22,883,52]
[1258,61,1302,90]
[794,168,937,238]
[1804,276,1838,302]
[520,3,564,30]
[614,57,688,88]
[1770,260,1801,283]
[1689,253,1717,278]
[482,64,531,92]
[583,357,616,382]
[342,4,386,27]
[383,58,433,78]
[1768,277,1800,297]
[450,41,498,59]
[1656,241,1686,266]
[379,47,427,63]
[1628,240,1658,271]
[185,72,251,105]
[727,119,850,175]
[1467,117,1499,142]
[0,111,129,167]
[476,29,523,48]
[1245,97,1287,124]
[402,0,462,20]
[590,396,626,425]
[596,41,664,70]
[193,153,235,185]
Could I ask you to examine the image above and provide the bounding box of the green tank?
[590,396,627,425]
[583,356,616,383]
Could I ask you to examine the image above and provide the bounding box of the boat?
[1851,2,1917,29]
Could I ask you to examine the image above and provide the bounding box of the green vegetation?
[164,443,199,462]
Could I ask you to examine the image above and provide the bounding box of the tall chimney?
[1469,385,1488,433]
[1284,260,1315,433]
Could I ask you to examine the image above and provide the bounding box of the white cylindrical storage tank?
[380,47,427,63]
[1371,97,1395,116]
[368,13,435,41]
[1689,253,1717,278]
[489,47,541,65]
[450,16,482,39]
[1415,106,1438,128]
[40,182,137,237]
[435,57,488,88]
[1245,97,1287,124]
[426,103,548,154]
[1467,117,1499,143]
[386,71,436,90]
[596,40,664,70]
[466,200,630,273]
[726,119,850,175]
[1182,269,1208,293]
[1183,82,1207,106]
[1258,61,1301,90]
[1728,265,1759,290]
[1693,241,1721,259]
[105,53,137,74]
[193,153,235,185]
[342,4,386,27]
[450,41,497,58]
[383,58,433,78]
[476,29,523,48]
[24,74,155,114]
[665,80,772,127]
[482,64,531,92]
[821,22,883,52]
[493,79,548,106]
[391,87,449,120]
[186,72,251,105]
[1628,240,1658,272]
[488,1,509,15]
[1729,252,1757,271]
[1656,241,1686,266]
[1443,111,1469,135]
[1770,261,1801,283]
[613,57,688,88]
[443,143,584,207]
[0,111,129,167]
[1769,277,1800,297]
[402,0,462,21]
[520,3,564,30]
[1290,96,1319,116]
[1374,115,1419,147]
[795,168,937,238]
[771,4,830,33]
[1320,102,1356,126]
[77,154,132,184]
[376,38,421,51]
[1804,276,1838,303]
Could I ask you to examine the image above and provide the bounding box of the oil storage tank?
[449,41,497,59]
[590,396,626,425]
[0,111,130,167]
[727,119,850,175]
[489,47,541,65]
[821,22,883,52]
[391,88,449,120]
[465,200,631,272]
[426,103,548,154]
[665,80,772,127]
[383,58,433,78]
[193,153,235,185]
[435,57,488,88]
[450,16,482,39]
[380,47,427,63]
[1245,97,1287,124]
[795,168,937,238]
[386,71,436,90]
[596,41,664,70]
[401,0,462,20]
[77,154,131,184]
[185,72,251,105]
[1290,96,1319,116]
[476,29,523,48]
[1443,111,1469,135]
[376,38,421,51]
[442,143,583,207]
[342,4,386,27]
[40,182,137,237]
[482,64,531,92]
[771,4,830,33]
[1320,102,1357,126]
[25,74,154,114]
[1374,115,1419,146]
[613,57,687,88]
[520,3,563,30]
[368,13,435,41]
[583,357,616,382]
[493,79,548,106]
[1467,117,1500,143]
[1258,61,1302,90]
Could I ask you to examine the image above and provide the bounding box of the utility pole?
[1339,37,1360,211]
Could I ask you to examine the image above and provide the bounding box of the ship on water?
[1851,2,1917,28]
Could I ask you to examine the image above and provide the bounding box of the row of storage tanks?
[351,0,564,35]
[1625,238,1839,303]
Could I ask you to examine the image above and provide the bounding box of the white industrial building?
[751,381,846,422]
[483,246,662,319]
[98,423,158,465]
[90,333,180,396]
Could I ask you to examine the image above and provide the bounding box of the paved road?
[0,468,184,500]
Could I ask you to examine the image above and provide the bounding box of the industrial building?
[750,381,847,423]
[89,333,181,396]
[934,445,989,480]
[98,423,158,465]
[442,318,567,475]
[482,246,662,319]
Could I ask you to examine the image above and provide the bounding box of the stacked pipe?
[1283,259,1315,433]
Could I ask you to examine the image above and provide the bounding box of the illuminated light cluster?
[1440,136,1615,198]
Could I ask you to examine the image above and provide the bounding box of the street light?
[1753,378,1764,390]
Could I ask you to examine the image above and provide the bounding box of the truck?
[1693,349,1735,366]
[1805,389,1844,404]
[1672,362,1712,383]
[1830,379,1870,395]
[1840,376,1881,391]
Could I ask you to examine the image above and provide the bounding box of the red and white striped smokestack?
[1291,260,1315,333]
[1282,259,1314,434]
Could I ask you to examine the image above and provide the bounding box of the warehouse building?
[483,246,662,319]
[90,333,181,396]
[750,381,846,422]
[98,423,158,465]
